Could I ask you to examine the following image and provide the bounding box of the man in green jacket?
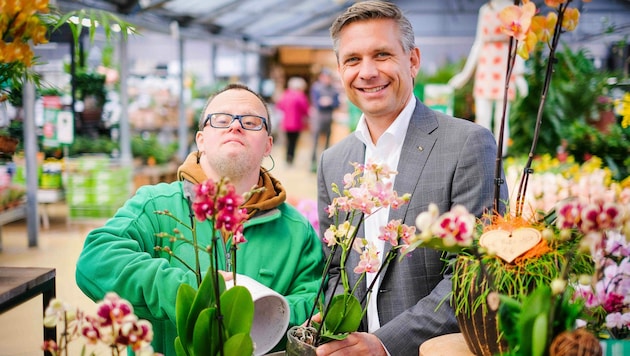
[76,83,324,355]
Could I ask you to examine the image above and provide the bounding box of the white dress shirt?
[353,94,415,332]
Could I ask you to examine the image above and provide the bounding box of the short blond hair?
[330,1,415,58]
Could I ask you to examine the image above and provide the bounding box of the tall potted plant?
[75,69,107,136]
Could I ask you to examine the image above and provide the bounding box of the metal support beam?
[177,35,188,161]
[119,32,132,166]
[23,77,39,247]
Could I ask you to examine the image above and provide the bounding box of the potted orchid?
[404,1,629,355]
[42,292,156,355]
[286,161,413,354]
[154,177,260,356]
[493,192,629,356]
[404,187,629,355]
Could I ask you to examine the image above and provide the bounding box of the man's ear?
[195,130,204,150]
[264,135,273,157]
[410,47,421,78]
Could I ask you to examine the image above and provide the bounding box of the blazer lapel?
[382,99,439,264]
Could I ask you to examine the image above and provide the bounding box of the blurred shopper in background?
[276,76,310,166]
[309,68,340,172]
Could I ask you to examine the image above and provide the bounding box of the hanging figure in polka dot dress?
[449,0,528,157]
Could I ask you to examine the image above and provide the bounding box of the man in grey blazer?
[315,1,508,355]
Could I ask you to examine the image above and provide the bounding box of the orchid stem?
[515,2,569,217]
[307,244,337,326]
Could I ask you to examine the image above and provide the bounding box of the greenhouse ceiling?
[55,0,630,49]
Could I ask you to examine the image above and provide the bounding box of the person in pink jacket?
[276,76,310,165]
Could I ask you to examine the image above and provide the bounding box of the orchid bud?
[559,229,572,241]
[551,278,567,295]
[578,274,592,286]
[542,228,555,241]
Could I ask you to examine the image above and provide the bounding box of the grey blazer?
[317,98,508,355]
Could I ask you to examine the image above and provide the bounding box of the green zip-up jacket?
[76,167,324,355]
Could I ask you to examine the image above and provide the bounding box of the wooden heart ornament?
[479,228,542,263]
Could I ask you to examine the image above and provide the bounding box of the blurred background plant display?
[0,0,171,164]
[431,2,629,184]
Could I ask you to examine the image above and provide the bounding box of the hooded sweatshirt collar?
[177,151,286,219]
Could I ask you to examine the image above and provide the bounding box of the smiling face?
[336,18,420,128]
[196,88,273,183]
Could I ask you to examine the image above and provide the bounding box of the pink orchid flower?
[431,205,476,247]
[354,240,381,274]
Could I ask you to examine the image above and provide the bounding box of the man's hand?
[315,332,386,356]
[303,312,321,327]
[218,270,233,281]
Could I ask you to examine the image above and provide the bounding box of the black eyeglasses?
[203,113,268,132]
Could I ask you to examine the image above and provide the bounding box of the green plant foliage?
[322,293,363,338]
[415,59,475,120]
[509,44,617,157]
[131,133,178,164]
[452,237,593,319]
[60,135,117,156]
[498,284,585,356]
[175,267,254,356]
[563,121,630,181]
[75,70,107,106]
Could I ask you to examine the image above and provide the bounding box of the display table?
[0,266,56,352]
[419,333,474,356]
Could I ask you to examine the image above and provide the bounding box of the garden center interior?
[1,0,630,355]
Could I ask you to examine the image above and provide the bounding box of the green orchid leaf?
[224,333,254,356]
[518,286,551,356]
[220,286,254,337]
[324,294,362,334]
[174,337,186,356]
[558,295,584,332]
[531,313,549,356]
[497,294,522,349]
[192,308,218,356]
[320,331,351,342]
[405,238,469,256]
[197,268,225,308]
[176,283,197,349]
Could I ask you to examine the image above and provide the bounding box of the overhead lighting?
[69,16,98,27]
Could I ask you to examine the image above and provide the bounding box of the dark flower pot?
[453,259,509,356]
[285,326,317,356]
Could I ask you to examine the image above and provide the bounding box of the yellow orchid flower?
[562,7,580,32]
[620,93,630,129]
[531,12,558,44]
[545,0,568,8]
[517,30,538,60]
